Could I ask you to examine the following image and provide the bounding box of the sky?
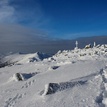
[0,0,107,39]
[1,0,107,54]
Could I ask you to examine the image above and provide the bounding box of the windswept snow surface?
[1,45,107,107]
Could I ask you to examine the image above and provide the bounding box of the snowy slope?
[0,45,107,107]
[0,52,50,65]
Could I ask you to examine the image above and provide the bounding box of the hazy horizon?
[0,0,107,54]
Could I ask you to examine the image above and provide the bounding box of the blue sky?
[0,0,107,39]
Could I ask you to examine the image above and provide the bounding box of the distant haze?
[0,25,107,55]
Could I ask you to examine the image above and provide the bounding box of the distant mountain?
[0,52,50,68]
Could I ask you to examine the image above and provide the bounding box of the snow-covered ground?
[0,45,107,107]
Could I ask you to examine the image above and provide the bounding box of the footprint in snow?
[96,68,107,107]
[21,79,36,89]
[4,93,25,107]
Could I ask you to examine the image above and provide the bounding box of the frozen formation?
[0,44,107,107]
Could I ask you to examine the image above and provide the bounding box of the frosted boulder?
[15,73,24,81]
[8,73,24,82]
[13,72,38,81]
[41,83,60,96]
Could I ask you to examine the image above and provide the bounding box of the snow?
[0,45,107,107]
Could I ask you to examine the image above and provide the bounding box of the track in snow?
[96,68,107,107]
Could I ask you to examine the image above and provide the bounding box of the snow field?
[0,45,107,107]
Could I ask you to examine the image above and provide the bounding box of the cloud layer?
[0,24,51,54]
[0,24,48,43]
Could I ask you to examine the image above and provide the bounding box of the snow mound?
[41,80,87,96]
[48,66,59,70]
[9,72,38,82]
